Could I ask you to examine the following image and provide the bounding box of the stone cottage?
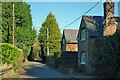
[61,29,79,51]
[77,1,120,72]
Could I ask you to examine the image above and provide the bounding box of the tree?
[38,12,62,61]
[0,2,2,43]
[2,2,37,60]
[2,2,36,45]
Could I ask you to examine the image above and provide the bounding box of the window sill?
[80,63,85,65]
[81,62,86,65]
[80,39,86,41]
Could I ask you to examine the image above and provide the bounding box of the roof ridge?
[83,15,104,17]
[64,29,79,30]
[83,15,120,18]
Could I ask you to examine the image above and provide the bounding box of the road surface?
[20,61,71,78]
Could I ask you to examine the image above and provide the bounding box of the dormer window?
[81,29,86,41]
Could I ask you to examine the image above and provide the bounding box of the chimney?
[104,0,115,19]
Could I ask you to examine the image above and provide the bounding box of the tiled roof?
[63,29,79,43]
[82,15,120,36]
[83,16,104,36]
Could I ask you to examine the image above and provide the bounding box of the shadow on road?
[29,59,45,64]
[22,64,48,78]
[20,60,70,78]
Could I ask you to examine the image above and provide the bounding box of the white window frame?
[81,53,86,64]
[81,29,86,41]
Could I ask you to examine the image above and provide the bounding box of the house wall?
[78,33,101,72]
[66,44,78,51]
[78,19,89,71]
[88,37,96,72]
[62,42,78,52]
[78,32,89,71]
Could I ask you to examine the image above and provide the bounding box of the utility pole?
[12,4,14,45]
[47,28,49,57]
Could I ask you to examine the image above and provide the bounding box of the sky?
[26,1,119,34]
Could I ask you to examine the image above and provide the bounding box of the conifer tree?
[2,2,36,46]
[2,2,37,60]
[38,12,62,57]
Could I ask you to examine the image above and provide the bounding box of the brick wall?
[66,44,78,51]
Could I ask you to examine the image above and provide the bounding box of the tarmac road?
[20,61,71,78]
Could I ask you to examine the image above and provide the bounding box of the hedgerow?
[1,43,21,71]
[92,31,120,78]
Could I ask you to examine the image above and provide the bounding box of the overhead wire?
[60,0,102,30]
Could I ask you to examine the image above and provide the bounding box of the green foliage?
[38,12,62,57]
[1,43,21,71]
[14,42,31,61]
[15,43,24,50]
[92,31,120,78]
[23,46,31,60]
[0,2,2,43]
[2,1,37,45]
[2,2,37,60]
[28,39,41,61]
[32,40,40,58]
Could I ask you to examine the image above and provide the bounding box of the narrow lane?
[20,61,71,78]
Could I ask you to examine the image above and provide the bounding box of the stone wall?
[78,31,89,72]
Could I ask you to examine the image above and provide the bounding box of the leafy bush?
[15,43,31,61]
[32,41,40,58]
[92,31,120,78]
[28,40,41,61]
[15,43,24,50]
[23,46,31,61]
[1,43,21,71]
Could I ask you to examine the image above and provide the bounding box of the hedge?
[0,43,22,71]
[92,31,120,78]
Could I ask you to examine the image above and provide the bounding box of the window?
[81,29,86,41]
[63,39,65,44]
[81,53,86,64]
